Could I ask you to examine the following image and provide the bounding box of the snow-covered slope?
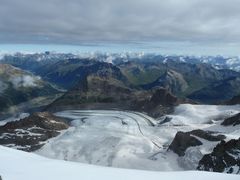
[161,104,240,172]
[161,104,240,142]
[163,104,240,126]
[0,145,239,180]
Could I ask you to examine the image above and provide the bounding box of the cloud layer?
[0,0,240,44]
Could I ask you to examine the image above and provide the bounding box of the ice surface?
[36,105,240,171]
[37,110,182,171]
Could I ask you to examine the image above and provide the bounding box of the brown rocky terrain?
[0,112,69,151]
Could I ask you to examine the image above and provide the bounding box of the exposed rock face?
[197,138,240,174]
[0,112,68,151]
[149,88,179,106]
[137,88,180,117]
[169,130,226,156]
[168,132,202,156]
[190,130,226,142]
[221,113,240,126]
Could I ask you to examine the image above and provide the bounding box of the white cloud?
[10,75,40,88]
[0,0,240,44]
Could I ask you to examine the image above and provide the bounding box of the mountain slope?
[120,61,240,102]
[141,69,189,96]
[35,59,131,89]
[46,70,181,117]
[0,64,60,112]
[188,77,240,103]
[0,112,68,151]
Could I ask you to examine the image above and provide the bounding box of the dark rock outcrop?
[168,131,202,156]
[169,130,226,156]
[197,138,240,174]
[221,113,240,126]
[149,88,179,106]
[138,88,180,117]
[190,129,226,142]
[0,112,69,151]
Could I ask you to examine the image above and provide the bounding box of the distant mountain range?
[1,51,240,71]
[1,52,240,108]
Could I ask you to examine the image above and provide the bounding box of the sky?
[1,0,240,55]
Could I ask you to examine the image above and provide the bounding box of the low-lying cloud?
[11,75,40,88]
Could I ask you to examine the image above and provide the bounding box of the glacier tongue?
[36,110,182,171]
[35,105,240,172]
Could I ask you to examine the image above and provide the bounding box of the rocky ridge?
[0,112,68,151]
